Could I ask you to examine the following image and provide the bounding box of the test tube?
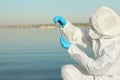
[55,23,63,37]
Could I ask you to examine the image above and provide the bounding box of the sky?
[0,0,120,26]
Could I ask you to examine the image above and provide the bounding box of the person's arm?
[53,16,92,48]
[68,42,119,76]
[62,21,92,48]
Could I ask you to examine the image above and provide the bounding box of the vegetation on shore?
[0,23,89,29]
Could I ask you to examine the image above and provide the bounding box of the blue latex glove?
[53,16,67,27]
[59,36,71,49]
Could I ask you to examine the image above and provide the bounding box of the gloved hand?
[53,16,67,27]
[59,36,71,49]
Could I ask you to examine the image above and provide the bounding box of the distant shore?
[0,23,89,29]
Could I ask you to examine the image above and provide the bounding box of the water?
[0,28,93,80]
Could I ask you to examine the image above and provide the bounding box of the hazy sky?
[0,0,120,26]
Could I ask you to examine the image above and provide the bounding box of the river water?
[0,28,93,80]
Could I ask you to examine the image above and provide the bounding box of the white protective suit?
[61,7,120,80]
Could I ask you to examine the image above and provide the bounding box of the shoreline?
[0,23,89,29]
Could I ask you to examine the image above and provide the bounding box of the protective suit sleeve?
[62,21,92,48]
[68,43,119,76]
